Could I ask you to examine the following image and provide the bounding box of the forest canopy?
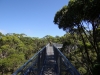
[54,0,100,75]
[0,0,100,75]
[0,32,67,75]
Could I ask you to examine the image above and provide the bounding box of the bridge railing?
[12,45,46,75]
[53,43,63,48]
[53,45,80,75]
[13,44,80,75]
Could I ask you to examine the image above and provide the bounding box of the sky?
[0,0,69,38]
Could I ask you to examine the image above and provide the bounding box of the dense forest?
[54,0,100,75]
[0,32,68,75]
[0,0,100,75]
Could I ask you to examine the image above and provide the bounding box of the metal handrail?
[12,44,80,75]
[53,45,80,75]
[12,45,47,75]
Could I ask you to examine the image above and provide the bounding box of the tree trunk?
[78,25,93,75]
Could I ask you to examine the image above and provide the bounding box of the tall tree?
[53,0,100,74]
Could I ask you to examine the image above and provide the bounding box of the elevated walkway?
[12,44,80,75]
[41,45,57,75]
[53,43,63,48]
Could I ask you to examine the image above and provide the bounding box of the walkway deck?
[41,45,58,75]
[12,44,80,75]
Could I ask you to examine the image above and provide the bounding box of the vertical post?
[44,48,46,62]
[41,51,43,66]
[58,55,61,75]
[42,48,46,66]
[54,47,58,62]
[38,53,40,75]
[60,56,62,75]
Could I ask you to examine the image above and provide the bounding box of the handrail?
[53,45,80,75]
[12,44,80,75]
[12,44,47,75]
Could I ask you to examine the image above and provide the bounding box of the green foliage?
[78,67,87,74]
[0,33,48,75]
[0,32,66,75]
[54,0,100,75]
[0,1,99,74]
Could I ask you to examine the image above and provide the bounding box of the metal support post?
[38,53,40,75]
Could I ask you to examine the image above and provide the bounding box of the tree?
[53,0,100,74]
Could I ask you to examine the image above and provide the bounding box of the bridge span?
[12,44,80,75]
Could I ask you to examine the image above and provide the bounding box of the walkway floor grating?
[41,45,58,75]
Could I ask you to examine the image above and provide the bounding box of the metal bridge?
[12,44,80,75]
[53,43,63,48]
